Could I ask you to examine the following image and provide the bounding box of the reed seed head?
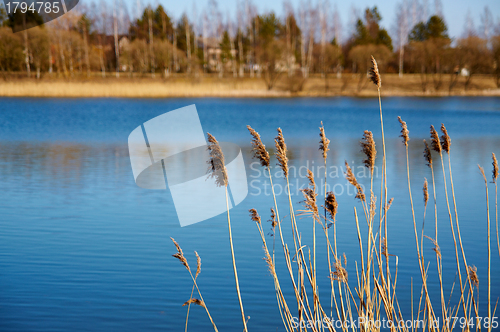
[249,208,261,224]
[369,194,377,220]
[423,178,429,207]
[247,125,270,168]
[301,169,319,219]
[345,161,365,201]
[369,55,381,89]
[330,259,348,283]
[170,237,190,271]
[183,298,206,309]
[319,122,330,162]
[306,169,316,190]
[430,125,442,154]
[275,128,289,177]
[425,235,441,258]
[171,237,183,255]
[263,246,275,275]
[269,208,277,229]
[382,237,388,257]
[398,116,410,146]
[440,124,451,154]
[360,130,377,171]
[478,165,488,184]
[468,265,479,287]
[325,192,338,221]
[195,251,201,278]
[386,197,394,212]
[492,153,498,183]
[423,140,433,168]
[207,133,228,187]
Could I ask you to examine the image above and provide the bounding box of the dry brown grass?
[169,60,497,332]
[1,73,499,97]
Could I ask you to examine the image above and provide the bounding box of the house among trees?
[0,1,499,91]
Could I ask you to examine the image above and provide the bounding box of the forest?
[0,0,499,94]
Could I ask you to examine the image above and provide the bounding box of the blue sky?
[138,0,499,41]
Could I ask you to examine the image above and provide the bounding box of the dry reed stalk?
[247,125,270,168]
[398,117,439,330]
[324,192,344,324]
[239,102,495,332]
[440,124,480,320]
[170,238,218,332]
[185,251,202,332]
[275,139,319,326]
[478,165,492,332]
[269,208,277,263]
[319,122,335,318]
[250,209,295,331]
[344,161,365,202]
[493,153,499,258]
[247,126,282,265]
[371,56,391,309]
[247,125,277,263]
[360,130,376,174]
[360,129,378,319]
[207,133,247,332]
[432,125,469,323]
[275,128,289,178]
[248,127,317,331]
[319,122,330,162]
[252,127,321,330]
[423,140,446,331]
[300,170,321,326]
[422,179,428,264]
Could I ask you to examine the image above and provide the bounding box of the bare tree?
[298,1,306,77]
[113,0,119,78]
[332,4,342,78]
[457,36,491,90]
[480,6,493,45]
[136,0,141,20]
[237,1,245,77]
[493,35,500,87]
[78,14,90,77]
[434,0,443,18]
[97,0,108,77]
[394,0,409,77]
[306,1,316,78]
[319,0,329,77]
[254,15,260,77]
[246,0,255,77]
[192,3,198,77]
[422,0,429,23]
[227,12,237,77]
[463,10,476,38]
[29,27,49,79]
[410,0,419,30]
[183,15,191,74]
[22,15,30,77]
[208,0,222,76]
[173,20,177,73]
[203,13,208,73]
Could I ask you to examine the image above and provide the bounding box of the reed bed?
[1,74,499,98]
[171,57,498,332]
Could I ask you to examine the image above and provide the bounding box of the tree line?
[0,0,499,91]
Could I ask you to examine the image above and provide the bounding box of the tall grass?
[171,57,497,332]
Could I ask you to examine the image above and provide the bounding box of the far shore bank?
[1,74,499,98]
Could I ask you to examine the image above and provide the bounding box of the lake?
[0,97,499,331]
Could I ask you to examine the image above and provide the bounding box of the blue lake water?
[0,97,499,331]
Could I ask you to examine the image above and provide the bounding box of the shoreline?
[1,75,499,98]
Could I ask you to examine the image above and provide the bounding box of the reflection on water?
[0,97,499,331]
